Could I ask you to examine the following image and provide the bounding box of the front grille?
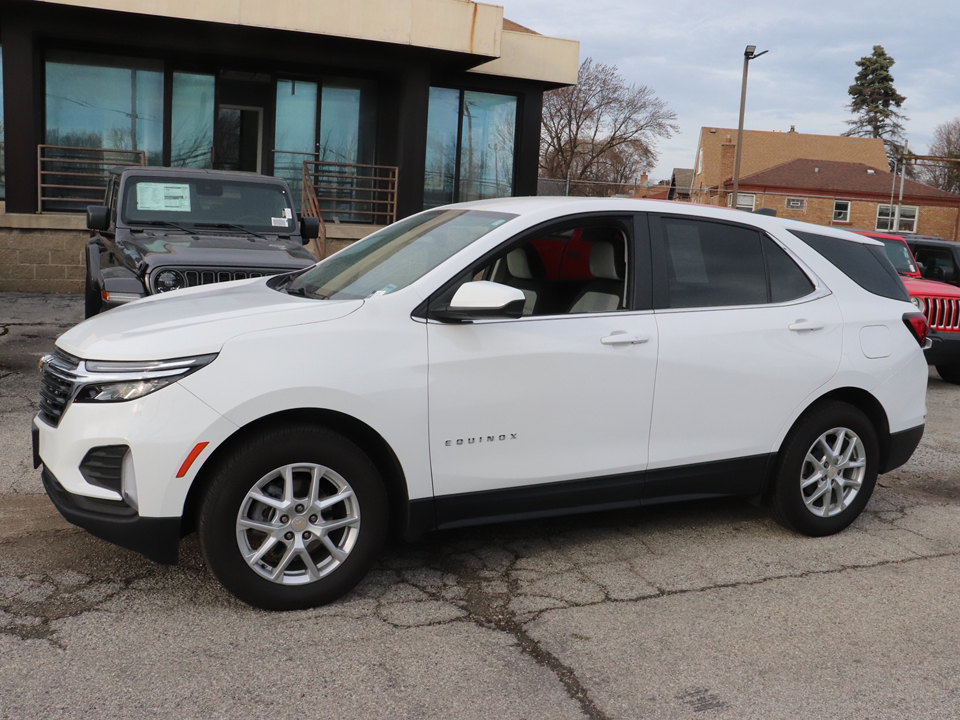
[39,350,81,426]
[921,296,960,332]
[151,267,277,293]
[79,445,129,494]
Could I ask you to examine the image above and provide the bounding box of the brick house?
[724,159,960,240]
[690,126,888,205]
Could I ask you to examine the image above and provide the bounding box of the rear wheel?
[771,401,878,537]
[198,425,388,610]
[935,364,960,385]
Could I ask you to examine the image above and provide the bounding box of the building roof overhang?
[32,0,580,86]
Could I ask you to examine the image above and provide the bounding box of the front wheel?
[771,401,879,537]
[198,426,388,610]
[935,364,960,385]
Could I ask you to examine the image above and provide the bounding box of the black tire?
[935,365,960,385]
[198,425,388,610]
[770,401,879,537]
[84,271,101,318]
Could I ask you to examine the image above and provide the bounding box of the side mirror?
[299,216,320,243]
[86,205,111,232]
[433,281,526,323]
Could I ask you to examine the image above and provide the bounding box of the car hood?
[58,279,363,361]
[119,231,316,267]
[902,276,960,297]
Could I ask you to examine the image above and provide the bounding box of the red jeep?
[859,231,960,384]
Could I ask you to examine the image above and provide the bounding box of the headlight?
[155,269,185,293]
[910,296,925,312]
[73,354,217,404]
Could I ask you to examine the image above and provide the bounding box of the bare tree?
[540,58,677,194]
[915,118,960,193]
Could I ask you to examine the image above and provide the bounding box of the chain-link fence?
[537,176,670,198]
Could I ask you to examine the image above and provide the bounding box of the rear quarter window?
[790,230,910,303]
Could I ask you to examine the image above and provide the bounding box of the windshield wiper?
[131,220,193,233]
[193,223,268,241]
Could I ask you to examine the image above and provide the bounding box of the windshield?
[285,209,515,299]
[878,237,918,275]
[121,176,297,235]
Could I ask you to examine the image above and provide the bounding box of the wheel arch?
[762,386,892,500]
[181,408,422,541]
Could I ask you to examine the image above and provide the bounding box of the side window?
[915,248,957,283]
[445,221,631,317]
[661,218,766,308]
[764,236,815,302]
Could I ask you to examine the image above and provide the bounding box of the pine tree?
[843,45,908,171]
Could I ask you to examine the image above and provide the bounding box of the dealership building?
[0,0,579,292]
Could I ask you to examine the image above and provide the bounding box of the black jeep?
[84,167,320,317]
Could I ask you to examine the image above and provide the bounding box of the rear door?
[645,213,843,498]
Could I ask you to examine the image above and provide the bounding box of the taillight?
[902,311,930,347]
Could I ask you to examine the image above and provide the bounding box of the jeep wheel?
[935,364,960,385]
[84,273,101,318]
[771,401,878,537]
[198,426,388,610]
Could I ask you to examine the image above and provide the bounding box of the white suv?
[34,198,930,610]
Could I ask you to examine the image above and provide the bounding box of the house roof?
[671,168,694,190]
[727,158,959,202]
[503,18,538,34]
[694,127,888,190]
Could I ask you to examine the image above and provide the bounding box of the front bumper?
[41,466,181,564]
[924,329,960,368]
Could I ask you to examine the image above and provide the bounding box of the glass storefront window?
[171,72,215,168]
[274,79,319,209]
[319,80,376,165]
[423,87,460,209]
[424,88,517,209]
[459,91,516,202]
[46,52,164,164]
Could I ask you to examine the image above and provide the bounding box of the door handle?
[601,332,650,345]
[788,319,825,332]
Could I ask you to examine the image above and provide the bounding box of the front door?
[426,215,659,524]
[215,105,262,173]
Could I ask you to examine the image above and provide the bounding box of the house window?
[423,88,517,209]
[833,200,851,223]
[877,204,919,233]
[726,193,755,211]
[786,197,806,210]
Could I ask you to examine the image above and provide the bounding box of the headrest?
[507,249,533,279]
[590,241,621,280]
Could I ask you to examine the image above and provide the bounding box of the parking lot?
[2,291,960,720]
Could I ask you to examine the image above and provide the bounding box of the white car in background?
[34,198,930,610]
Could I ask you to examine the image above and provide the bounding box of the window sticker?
[136,183,191,212]
[272,217,290,227]
[283,208,293,219]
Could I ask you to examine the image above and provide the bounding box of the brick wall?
[0,213,377,294]
[0,215,89,293]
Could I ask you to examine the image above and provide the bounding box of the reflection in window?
[460,91,516,202]
[274,79,319,210]
[171,72,214,168]
[46,52,164,164]
[318,79,377,222]
[424,87,460,209]
[423,88,517,209]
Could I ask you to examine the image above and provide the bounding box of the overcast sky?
[500,0,960,183]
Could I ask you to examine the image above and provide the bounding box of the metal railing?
[38,145,145,213]
[301,160,398,226]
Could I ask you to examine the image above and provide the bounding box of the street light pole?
[731,45,767,211]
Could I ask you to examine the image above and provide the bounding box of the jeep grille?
[920,296,960,332]
[149,267,284,294]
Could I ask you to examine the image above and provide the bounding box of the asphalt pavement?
[2,292,960,719]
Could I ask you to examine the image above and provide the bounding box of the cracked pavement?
[2,292,960,719]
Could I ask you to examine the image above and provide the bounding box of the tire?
[770,401,879,537]
[935,365,960,385]
[198,425,388,610]
[84,271,102,318]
